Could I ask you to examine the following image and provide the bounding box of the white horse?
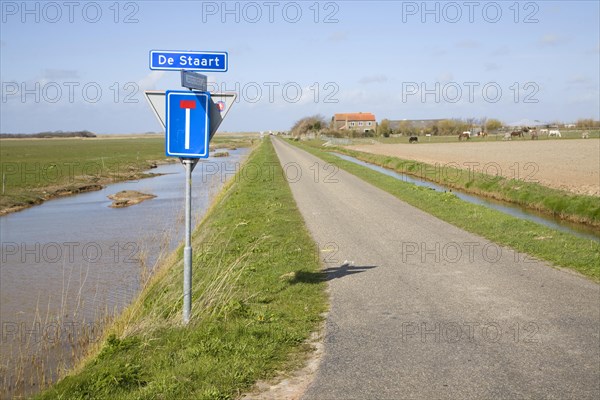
[548,129,561,138]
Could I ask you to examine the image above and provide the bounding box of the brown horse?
[458,132,470,141]
[530,130,539,140]
[510,130,523,138]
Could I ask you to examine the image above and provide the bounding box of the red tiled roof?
[334,113,376,122]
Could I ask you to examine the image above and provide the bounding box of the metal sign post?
[145,49,232,325]
[181,158,198,323]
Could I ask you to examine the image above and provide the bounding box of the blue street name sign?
[165,91,211,158]
[150,50,228,72]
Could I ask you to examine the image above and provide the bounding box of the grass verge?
[35,137,327,399]
[291,140,599,281]
[303,140,599,227]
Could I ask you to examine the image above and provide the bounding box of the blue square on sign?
[166,91,211,158]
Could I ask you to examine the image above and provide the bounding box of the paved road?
[271,138,599,399]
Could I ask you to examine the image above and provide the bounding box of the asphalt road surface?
[271,138,599,400]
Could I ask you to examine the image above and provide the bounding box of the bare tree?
[290,115,328,137]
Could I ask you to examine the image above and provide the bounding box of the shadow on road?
[291,263,378,284]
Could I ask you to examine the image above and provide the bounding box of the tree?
[378,119,392,137]
[397,121,414,136]
[485,119,503,132]
[437,119,457,135]
[576,118,600,129]
[290,114,328,137]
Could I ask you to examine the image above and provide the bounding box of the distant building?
[332,113,376,133]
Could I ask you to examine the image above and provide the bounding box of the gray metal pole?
[183,159,193,324]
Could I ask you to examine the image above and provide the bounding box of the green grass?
[0,135,253,213]
[0,137,167,211]
[36,138,327,399]
[291,140,600,281]
[303,142,600,227]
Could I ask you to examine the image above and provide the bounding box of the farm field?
[0,134,254,215]
[348,139,600,197]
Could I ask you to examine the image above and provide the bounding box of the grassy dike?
[291,140,600,281]
[37,138,327,399]
[311,142,600,227]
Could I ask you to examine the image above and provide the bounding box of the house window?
[359,122,364,126]
[367,122,372,126]
[350,122,356,127]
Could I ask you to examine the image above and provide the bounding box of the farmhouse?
[332,113,376,133]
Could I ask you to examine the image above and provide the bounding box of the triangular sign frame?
[144,91,237,140]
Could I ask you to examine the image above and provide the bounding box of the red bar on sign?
[180,100,196,109]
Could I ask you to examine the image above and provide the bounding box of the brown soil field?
[348,139,600,196]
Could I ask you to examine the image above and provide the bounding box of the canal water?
[0,148,250,397]
[332,153,599,242]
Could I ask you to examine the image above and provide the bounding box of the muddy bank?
[108,190,156,208]
[0,164,168,216]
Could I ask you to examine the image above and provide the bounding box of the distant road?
[272,138,599,399]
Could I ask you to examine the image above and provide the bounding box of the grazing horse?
[548,129,562,138]
[479,131,488,138]
[409,136,418,143]
[530,130,539,140]
[510,131,523,138]
[458,132,470,141]
[582,131,589,139]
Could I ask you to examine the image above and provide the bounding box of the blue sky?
[1,0,599,133]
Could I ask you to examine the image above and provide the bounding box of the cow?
[409,136,418,143]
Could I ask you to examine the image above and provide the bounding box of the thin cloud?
[359,74,388,84]
[538,34,563,46]
[491,46,510,56]
[42,69,79,80]
[567,75,591,85]
[137,71,165,91]
[456,40,480,49]
[436,72,454,83]
[484,63,499,72]
[328,32,348,42]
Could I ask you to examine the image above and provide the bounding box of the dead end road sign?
[165,91,210,158]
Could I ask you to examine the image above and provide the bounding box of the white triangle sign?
[144,91,237,139]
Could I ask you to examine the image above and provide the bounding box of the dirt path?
[348,139,600,196]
